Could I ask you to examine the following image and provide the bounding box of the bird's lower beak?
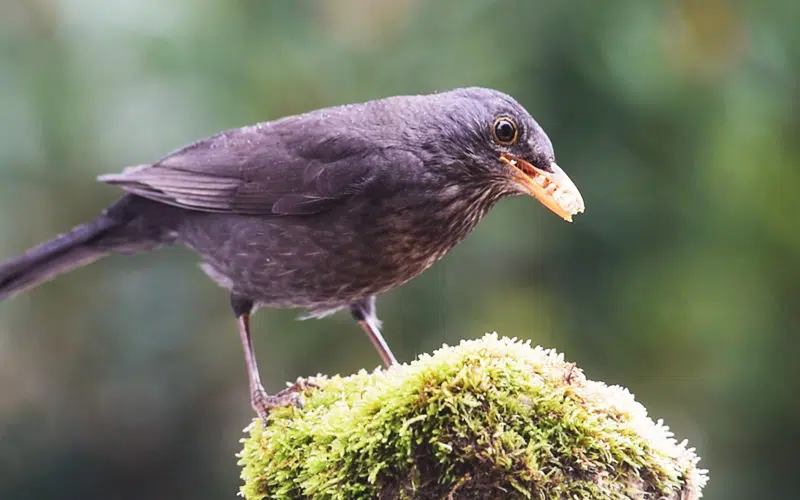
[500,153,585,222]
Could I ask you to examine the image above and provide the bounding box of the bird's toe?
[251,383,307,427]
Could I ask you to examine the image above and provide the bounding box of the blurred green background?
[0,0,797,498]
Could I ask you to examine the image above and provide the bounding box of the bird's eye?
[492,117,518,145]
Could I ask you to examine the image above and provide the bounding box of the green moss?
[238,334,708,499]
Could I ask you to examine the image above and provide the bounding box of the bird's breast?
[363,187,504,285]
[177,186,504,309]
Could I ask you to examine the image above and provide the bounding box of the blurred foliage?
[0,0,797,498]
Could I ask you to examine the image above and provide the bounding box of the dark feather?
[97,113,424,216]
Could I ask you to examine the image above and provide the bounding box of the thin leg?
[231,294,301,422]
[350,296,397,367]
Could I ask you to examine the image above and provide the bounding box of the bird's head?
[412,88,585,222]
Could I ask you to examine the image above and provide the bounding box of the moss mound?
[238,334,707,499]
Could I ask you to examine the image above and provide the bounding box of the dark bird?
[0,87,584,421]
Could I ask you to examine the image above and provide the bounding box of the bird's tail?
[0,195,173,300]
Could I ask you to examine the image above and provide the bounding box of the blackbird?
[0,87,584,421]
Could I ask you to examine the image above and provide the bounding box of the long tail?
[0,195,173,300]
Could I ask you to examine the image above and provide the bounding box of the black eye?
[492,117,518,145]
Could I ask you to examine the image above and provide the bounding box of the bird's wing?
[98,122,412,216]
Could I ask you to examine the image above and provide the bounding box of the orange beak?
[500,153,585,222]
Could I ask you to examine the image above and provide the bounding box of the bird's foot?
[278,376,319,395]
[251,378,317,426]
[251,386,301,425]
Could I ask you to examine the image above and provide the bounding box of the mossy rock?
[238,334,707,499]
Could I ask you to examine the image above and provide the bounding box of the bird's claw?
[279,377,319,395]
[251,386,303,427]
[251,378,318,427]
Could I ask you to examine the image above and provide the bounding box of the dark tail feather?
[0,193,179,300]
[0,216,122,300]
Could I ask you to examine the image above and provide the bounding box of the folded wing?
[99,120,413,216]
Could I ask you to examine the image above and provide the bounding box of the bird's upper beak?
[500,153,585,222]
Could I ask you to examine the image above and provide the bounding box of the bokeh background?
[0,0,797,498]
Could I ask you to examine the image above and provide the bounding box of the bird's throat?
[400,183,505,260]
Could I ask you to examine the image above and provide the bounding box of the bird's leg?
[231,295,301,423]
[350,296,397,368]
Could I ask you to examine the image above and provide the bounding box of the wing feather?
[98,117,417,215]
[98,110,421,215]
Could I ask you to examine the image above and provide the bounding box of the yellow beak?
[500,153,585,222]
